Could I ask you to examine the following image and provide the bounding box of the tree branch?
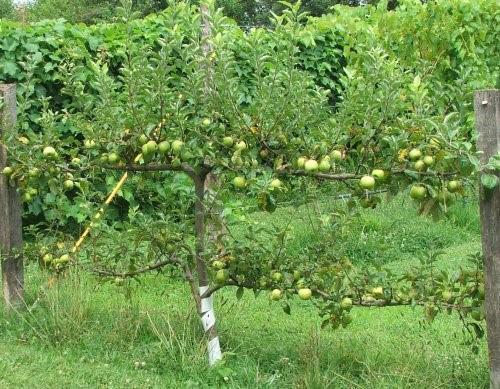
[278,169,458,181]
[92,256,181,278]
[102,162,197,177]
[200,283,473,311]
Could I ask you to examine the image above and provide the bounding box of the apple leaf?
[282,302,291,315]
[481,174,498,190]
[235,287,244,300]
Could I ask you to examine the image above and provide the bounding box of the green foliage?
[0,199,488,387]
[27,0,118,24]
[0,0,492,335]
[0,0,15,20]
[15,0,360,25]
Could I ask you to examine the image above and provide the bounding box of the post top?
[474,89,500,94]
[0,84,16,93]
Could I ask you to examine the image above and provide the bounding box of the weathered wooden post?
[0,84,24,308]
[474,89,500,389]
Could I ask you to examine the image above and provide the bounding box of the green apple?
[171,157,181,168]
[42,253,53,264]
[270,289,282,301]
[423,155,434,166]
[233,176,247,189]
[259,149,269,159]
[330,150,342,161]
[447,180,462,193]
[212,260,225,270]
[270,179,282,190]
[409,148,422,161]
[298,288,312,300]
[158,141,171,154]
[318,159,331,173]
[108,153,119,164]
[215,269,229,283]
[293,270,301,281]
[171,140,184,154]
[359,175,375,190]
[138,134,148,145]
[43,146,58,159]
[478,284,485,299]
[296,157,306,169]
[202,118,211,127]
[235,141,247,152]
[223,136,234,147]
[429,137,441,148]
[304,159,319,173]
[372,169,385,180]
[371,286,384,299]
[23,192,33,202]
[340,297,353,310]
[28,168,39,177]
[146,140,158,153]
[442,290,452,302]
[414,160,426,172]
[272,272,283,282]
[437,189,453,204]
[63,179,74,190]
[2,166,13,177]
[58,254,70,264]
[410,185,426,200]
[84,139,96,148]
[231,155,243,167]
[71,157,81,165]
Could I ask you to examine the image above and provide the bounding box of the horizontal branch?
[103,162,196,175]
[201,283,472,311]
[279,169,458,181]
[92,256,181,278]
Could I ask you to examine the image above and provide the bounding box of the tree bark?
[193,170,222,366]
[0,84,24,308]
[474,89,500,389]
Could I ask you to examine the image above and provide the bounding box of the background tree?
[0,0,15,20]
[15,0,377,25]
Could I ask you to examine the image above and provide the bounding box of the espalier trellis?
[0,0,498,371]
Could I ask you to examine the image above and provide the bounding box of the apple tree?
[1,1,485,365]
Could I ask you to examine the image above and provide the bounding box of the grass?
[0,196,489,388]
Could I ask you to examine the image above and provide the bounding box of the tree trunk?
[193,171,222,366]
[474,89,500,389]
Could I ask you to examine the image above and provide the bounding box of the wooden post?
[0,84,24,308]
[475,89,500,389]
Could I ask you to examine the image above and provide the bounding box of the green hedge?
[0,0,498,132]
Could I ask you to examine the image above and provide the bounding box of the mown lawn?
[0,196,489,388]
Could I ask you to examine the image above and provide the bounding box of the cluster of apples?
[296,149,343,174]
[403,147,463,202]
[266,270,313,301]
[408,148,435,172]
[358,169,386,191]
[2,144,80,203]
[103,133,186,166]
[39,244,71,270]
